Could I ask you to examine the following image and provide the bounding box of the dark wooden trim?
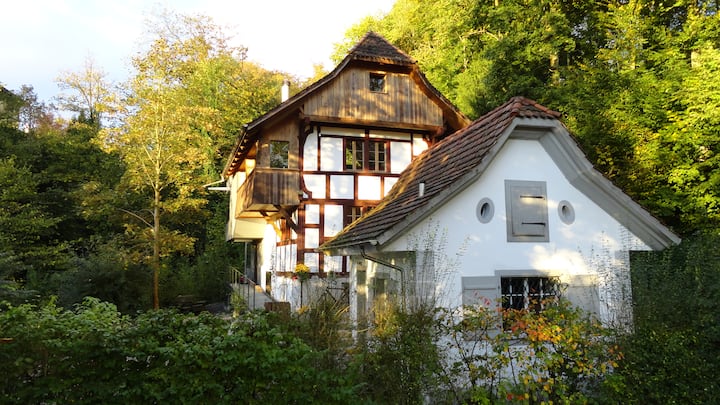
[303,114,443,133]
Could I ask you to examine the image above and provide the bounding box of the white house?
[320,97,680,328]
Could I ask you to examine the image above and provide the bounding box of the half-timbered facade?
[223,32,469,307]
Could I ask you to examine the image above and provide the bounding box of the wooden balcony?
[235,168,301,217]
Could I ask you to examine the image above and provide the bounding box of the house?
[320,97,680,328]
[222,32,470,308]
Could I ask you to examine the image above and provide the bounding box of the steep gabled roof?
[223,32,469,177]
[321,97,680,253]
[347,31,416,65]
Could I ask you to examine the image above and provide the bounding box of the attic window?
[270,141,289,168]
[369,73,386,93]
[505,180,549,242]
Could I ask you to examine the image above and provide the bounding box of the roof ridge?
[347,31,416,65]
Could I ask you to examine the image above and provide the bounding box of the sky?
[1,0,395,104]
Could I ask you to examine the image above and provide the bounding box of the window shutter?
[506,180,549,241]
[462,276,499,309]
[562,275,600,317]
[462,276,501,338]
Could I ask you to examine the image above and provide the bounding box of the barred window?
[501,276,559,313]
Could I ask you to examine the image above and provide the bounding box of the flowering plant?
[295,263,311,282]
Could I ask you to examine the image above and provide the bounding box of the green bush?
[609,233,720,403]
[350,301,446,404]
[0,298,356,404]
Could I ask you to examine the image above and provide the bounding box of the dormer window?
[369,73,386,93]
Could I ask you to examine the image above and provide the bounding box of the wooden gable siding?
[303,67,444,128]
[256,119,299,169]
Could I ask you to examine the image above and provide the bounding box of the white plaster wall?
[304,132,318,171]
[390,141,411,174]
[320,137,343,171]
[382,138,650,325]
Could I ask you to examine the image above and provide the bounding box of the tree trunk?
[152,188,161,309]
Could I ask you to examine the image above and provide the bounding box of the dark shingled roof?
[348,31,416,65]
[321,97,561,250]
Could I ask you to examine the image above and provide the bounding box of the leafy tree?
[55,56,117,125]
[613,233,720,403]
[0,158,63,286]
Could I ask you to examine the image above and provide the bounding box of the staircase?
[228,267,275,312]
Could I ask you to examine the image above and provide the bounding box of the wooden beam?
[275,205,299,234]
[300,114,442,133]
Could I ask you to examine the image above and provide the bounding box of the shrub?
[0,298,356,404]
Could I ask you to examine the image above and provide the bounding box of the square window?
[505,180,549,242]
[369,73,386,93]
[270,141,289,168]
[501,276,559,313]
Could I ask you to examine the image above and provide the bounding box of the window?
[368,141,386,171]
[270,141,289,168]
[346,206,373,226]
[369,73,386,92]
[345,139,364,170]
[345,139,387,172]
[501,276,559,313]
[505,180,549,242]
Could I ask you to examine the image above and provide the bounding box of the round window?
[476,198,494,223]
[557,200,575,224]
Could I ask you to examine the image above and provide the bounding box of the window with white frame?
[505,180,549,242]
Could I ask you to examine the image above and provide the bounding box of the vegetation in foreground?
[3,234,718,404]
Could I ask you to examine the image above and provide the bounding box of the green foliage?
[351,300,445,404]
[611,233,720,403]
[55,255,152,313]
[0,157,64,284]
[0,299,357,404]
[441,300,619,404]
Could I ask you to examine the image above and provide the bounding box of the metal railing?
[228,266,275,311]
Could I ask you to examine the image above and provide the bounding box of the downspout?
[360,246,406,306]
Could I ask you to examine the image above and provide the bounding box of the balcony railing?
[235,168,301,217]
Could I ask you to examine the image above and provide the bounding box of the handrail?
[228,266,275,311]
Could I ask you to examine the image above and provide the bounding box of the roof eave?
[528,118,681,249]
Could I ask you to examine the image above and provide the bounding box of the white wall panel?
[303,132,318,170]
[384,177,398,196]
[390,141,411,174]
[330,175,354,199]
[304,174,326,198]
[320,137,343,171]
[305,204,320,224]
[358,176,381,200]
[305,228,319,248]
[324,204,344,237]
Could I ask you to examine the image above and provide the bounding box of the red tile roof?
[321,97,561,250]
